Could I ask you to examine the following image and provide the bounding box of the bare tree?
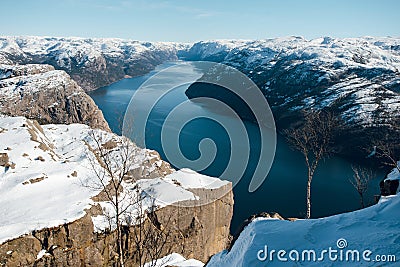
[84,130,177,267]
[284,110,339,219]
[368,116,400,172]
[371,139,400,172]
[127,186,174,267]
[350,165,374,208]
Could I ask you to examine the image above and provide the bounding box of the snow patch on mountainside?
[164,168,229,190]
[144,252,204,267]
[193,37,400,70]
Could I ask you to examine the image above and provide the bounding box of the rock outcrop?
[0,64,110,131]
[380,165,400,196]
[0,188,233,266]
[380,179,400,196]
[0,116,233,266]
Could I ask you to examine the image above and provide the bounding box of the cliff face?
[0,64,110,131]
[0,188,233,266]
[0,117,233,266]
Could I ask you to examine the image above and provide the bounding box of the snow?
[164,168,229,190]
[36,249,50,260]
[188,37,400,128]
[48,102,59,108]
[1,36,399,128]
[144,253,204,267]
[0,117,103,244]
[90,169,230,232]
[138,178,198,204]
[208,166,400,267]
[0,36,185,72]
[0,69,72,102]
[385,162,400,182]
[91,178,198,232]
[0,116,228,244]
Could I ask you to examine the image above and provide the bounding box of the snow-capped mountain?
[0,36,187,90]
[184,37,400,125]
[1,35,399,154]
[183,37,400,157]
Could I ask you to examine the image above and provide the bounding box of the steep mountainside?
[0,116,233,266]
[0,64,110,131]
[183,37,400,156]
[0,36,187,91]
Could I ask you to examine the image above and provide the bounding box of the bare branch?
[82,130,178,267]
[349,165,374,208]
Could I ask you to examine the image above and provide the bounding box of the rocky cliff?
[0,64,110,131]
[0,188,233,266]
[0,117,233,266]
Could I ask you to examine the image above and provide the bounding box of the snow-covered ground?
[144,253,204,267]
[208,165,400,267]
[0,116,228,245]
[0,36,188,91]
[0,68,74,98]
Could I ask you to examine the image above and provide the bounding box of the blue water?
[89,61,383,233]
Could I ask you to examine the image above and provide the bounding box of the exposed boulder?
[0,153,9,167]
[380,179,400,196]
[380,166,400,196]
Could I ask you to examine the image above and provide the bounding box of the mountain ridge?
[1,35,399,158]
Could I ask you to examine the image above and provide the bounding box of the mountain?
[0,64,110,131]
[3,36,397,155]
[184,37,400,125]
[183,37,400,157]
[0,36,187,91]
[0,116,232,265]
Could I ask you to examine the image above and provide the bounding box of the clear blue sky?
[1,0,399,42]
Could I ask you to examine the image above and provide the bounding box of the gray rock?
[0,64,110,131]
